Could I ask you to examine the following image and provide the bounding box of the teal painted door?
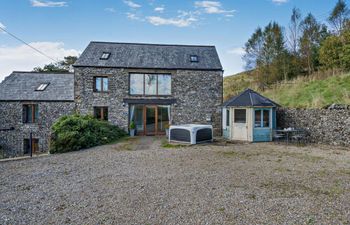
[253,108,272,142]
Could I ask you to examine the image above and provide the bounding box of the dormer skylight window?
[35,83,50,91]
[190,55,198,62]
[100,52,111,60]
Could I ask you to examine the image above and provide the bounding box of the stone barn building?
[73,42,223,136]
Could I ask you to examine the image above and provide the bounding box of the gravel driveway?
[0,137,349,224]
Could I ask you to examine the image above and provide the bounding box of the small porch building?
[222,89,279,142]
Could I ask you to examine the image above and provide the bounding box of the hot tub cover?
[169,124,213,144]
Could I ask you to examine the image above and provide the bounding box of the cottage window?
[100,52,111,60]
[35,83,49,91]
[23,138,39,154]
[94,107,108,121]
[23,104,39,123]
[94,77,108,92]
[129,73,171,96]
[255,109,270,128]
[234,109,246,123]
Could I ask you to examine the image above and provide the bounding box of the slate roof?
[223,88,280,107]
[0,72,74,101]
[74,41,223,70]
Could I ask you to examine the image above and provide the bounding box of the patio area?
[0,137,349,224]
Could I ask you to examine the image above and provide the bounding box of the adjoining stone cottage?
[0,41,223,157]
[0,72,75,157]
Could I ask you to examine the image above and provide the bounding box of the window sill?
[93,91,110,94]
[129,94,172,97]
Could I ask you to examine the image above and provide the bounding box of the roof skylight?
[100,52,111,60]
[190,55,198,62]
[35,83,50,91]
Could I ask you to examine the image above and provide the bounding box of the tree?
[243,27,264,70]
[328,0,350,34]
[243,22,287,85]
[288,7,302,54]
[33,56,78,72]
[300,13,328,74]
[319,35,342,72]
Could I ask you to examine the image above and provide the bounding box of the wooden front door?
[145,105,157,135]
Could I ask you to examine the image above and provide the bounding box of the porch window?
[234,109,246,123]
[23,104,39,123]
[263,110,270,127]
[129,73,171,96]
[94,107,108,121]
[23,138,39,154]
[226,109,230,126]
[255,109,270,128]
[94,77,108,92]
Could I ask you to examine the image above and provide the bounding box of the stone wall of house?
[277,108,350,146]
[74,67,223,135]
[172,70,222,135]
[0,101,75,157]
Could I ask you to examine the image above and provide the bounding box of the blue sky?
[0,0,339,81]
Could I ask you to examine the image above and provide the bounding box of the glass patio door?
[145,106,156,135]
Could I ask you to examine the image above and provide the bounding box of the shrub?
[49,114,127,154]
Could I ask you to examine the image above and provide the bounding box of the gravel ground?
[0,137,349,225]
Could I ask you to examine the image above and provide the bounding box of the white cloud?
[30,0,67,7]
[195,1,235,15]
[221,48,245,76]
[123,0,141,8]
[147,16,197,27]
[105,8,116,13]
[126,12,143,21]
[272,0,288,4]
[227,47,245,55]
[154,7,165,13]
[0,42,80,82]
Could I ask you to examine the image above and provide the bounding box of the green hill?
[224,72,350,109]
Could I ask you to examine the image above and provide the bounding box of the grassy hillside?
[224,72,350,109]
[223,70,256,100]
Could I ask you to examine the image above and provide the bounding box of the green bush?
[49,114,127,154]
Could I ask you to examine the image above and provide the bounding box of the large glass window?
[158,75,171,95]
[234,109,246,123]
[255,109,270,128]
[23,104,39,123]
[157,106,170,132]
[130,74,144,95]
[145,74,157,95]
[129,73,171,96]
[94,77,108,92]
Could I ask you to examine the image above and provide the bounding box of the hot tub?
[169,124,213,144]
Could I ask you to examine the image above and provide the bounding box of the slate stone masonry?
[74,67,223,135]
[0,101,75,157]
[277,108,350,147]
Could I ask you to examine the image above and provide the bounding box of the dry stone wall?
[277,108,350,147]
